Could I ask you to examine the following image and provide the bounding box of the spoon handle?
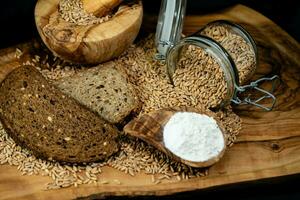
[82,0,123,17]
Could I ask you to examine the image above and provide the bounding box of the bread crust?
[56,62,141,124]
[0,65,120,163]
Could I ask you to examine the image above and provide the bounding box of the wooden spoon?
[35,0,142,64]
[82,0,123,17]
[124,107,227,168]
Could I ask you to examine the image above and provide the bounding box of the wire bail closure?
[232,75,280,111]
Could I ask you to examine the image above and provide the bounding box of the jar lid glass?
[155,0,187,60]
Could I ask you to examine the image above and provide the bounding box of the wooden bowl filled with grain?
[35,0,143,64]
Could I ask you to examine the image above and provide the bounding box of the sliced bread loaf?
[0,65,120,163]
[55,62,140,124]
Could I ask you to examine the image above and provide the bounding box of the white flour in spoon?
[163,112,225,162]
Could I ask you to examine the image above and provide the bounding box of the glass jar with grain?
[155,0,279,111]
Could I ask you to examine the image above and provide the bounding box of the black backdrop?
[0,1,300,199]
[0,0,299,48]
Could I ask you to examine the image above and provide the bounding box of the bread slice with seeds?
[0,65,119,163]
[55,62,140,124]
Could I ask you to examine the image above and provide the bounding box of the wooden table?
[0,4,299,200]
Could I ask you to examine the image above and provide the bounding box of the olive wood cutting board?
[0,4,300,200]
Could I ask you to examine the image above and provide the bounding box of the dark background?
[0,0,299,49]
[0,0,300,199]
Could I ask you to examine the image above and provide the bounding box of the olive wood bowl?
[35,0,143,64]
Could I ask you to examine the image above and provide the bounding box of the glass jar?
[155,1,278,110]
[197,20,258,85]
[166,35,239,109]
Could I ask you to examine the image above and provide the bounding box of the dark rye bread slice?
[55,62,140,124]
[0,65,120,163]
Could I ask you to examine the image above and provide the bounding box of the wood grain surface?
[0,4,300,200]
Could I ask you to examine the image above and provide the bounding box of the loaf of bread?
[56,62,140,124]
[0,65,120,163]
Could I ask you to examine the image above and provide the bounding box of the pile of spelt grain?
[0,34,244,190]
[200,23,256,84]
[116,35,228,113]
[59,0,112,25]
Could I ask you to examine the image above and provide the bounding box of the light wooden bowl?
[124,107,227,168]
[35,0,143,64]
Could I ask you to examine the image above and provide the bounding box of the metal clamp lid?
[232,75,280,111]
[155,0,187,60]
